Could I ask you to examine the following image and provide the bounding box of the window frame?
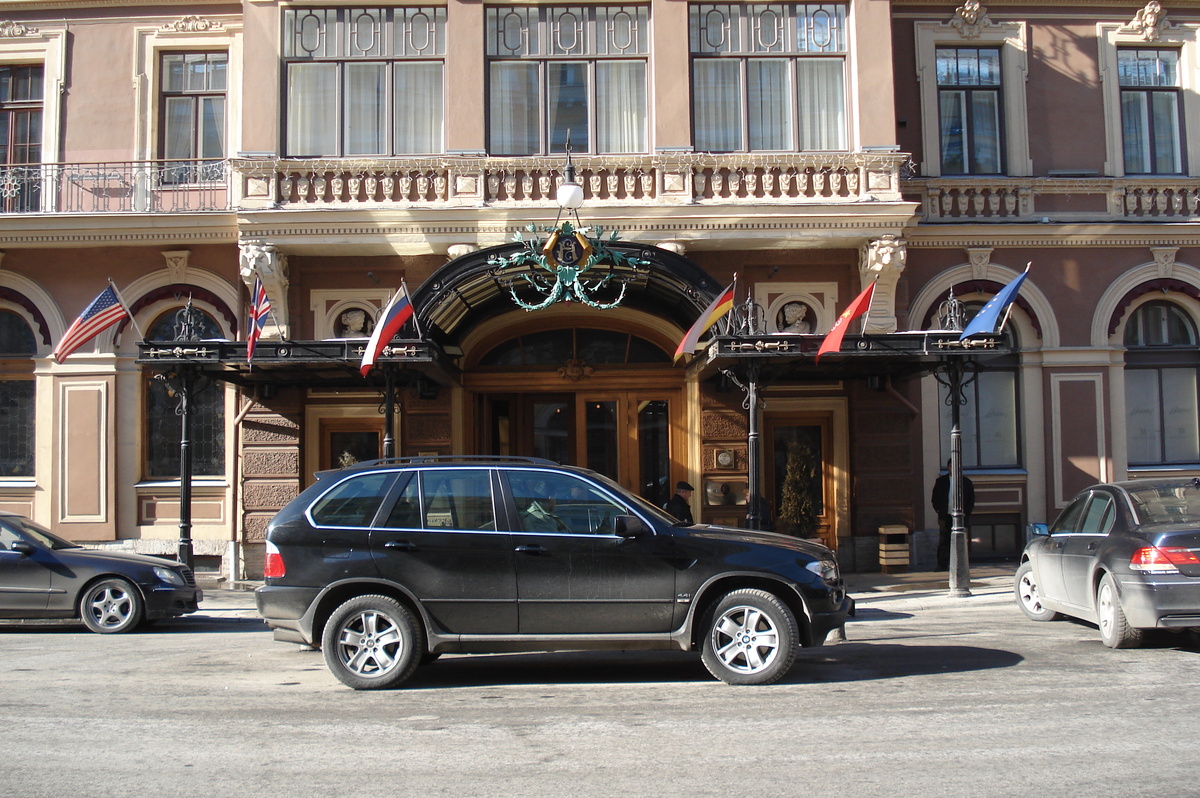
[688,3,849,154]
[1123,300,1200,467]
[914,17,1029,177]
[1099,21,1200,177]
[282,7,446,158]
[1116,47,1185,175]
[158,51,228,184]
[934,46,1005,175]
[485,4,649,157]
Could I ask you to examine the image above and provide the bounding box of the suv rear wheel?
[700,589,798,685]
[322,595,424,690]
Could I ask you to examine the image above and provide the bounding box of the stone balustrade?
[233,152,908,209]
[907,176,1200,222]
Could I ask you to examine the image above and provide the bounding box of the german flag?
[674,282,736,362]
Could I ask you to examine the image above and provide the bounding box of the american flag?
[53,284,130,363]
[246,277,271,362]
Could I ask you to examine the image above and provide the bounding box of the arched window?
[936,302,1021,468]
[144,309,226,478]
[0,309,36,477]
[1124,301,1200,465]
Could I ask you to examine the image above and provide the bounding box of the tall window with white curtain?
[936,46,1003,175]
[1124,301,1200,465]
[689,3,847,153]
[486,5,648,156]
[283,7,445,157]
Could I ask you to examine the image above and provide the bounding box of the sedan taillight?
[1130,546,1200,573]
[263,540,285,578]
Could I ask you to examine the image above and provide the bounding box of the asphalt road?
[2,569,1199,798]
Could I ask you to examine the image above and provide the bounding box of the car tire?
[79,578,144,634]
[700,589,798,685]
[322,595,423,690]
[1097,572,1143,649]
[1014,561,1058,621]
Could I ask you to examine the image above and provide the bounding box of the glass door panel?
[637,399,670,507]
[584,400,619,480]
[531,399,571,463]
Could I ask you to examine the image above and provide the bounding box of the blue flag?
[959,269,1029,340]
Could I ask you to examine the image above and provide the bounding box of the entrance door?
[766,412,842,549]
[320,418,384,471]
[482,392,678,507]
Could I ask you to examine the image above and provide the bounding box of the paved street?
[2,566,1198,798]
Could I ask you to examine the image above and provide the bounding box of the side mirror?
[10,541,35,556]
[1028,523,1050,538]
[614,515,649,538]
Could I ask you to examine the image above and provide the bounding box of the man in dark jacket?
[931,460,975,570]
[664,481,695,524]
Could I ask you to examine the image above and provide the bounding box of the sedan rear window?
[1129,483,1200,525]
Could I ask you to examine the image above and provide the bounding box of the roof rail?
[348,455,560,468]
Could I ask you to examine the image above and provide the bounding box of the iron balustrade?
[0,159,232,214]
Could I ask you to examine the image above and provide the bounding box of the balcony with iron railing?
[0,159,233,214]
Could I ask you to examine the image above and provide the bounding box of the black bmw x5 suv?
[255,456,853,689]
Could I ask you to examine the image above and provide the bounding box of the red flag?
[815,281,876,363]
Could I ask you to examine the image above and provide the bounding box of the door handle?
[383,540,417,551]
[515,544,547,555]
[1087,542,1098,551]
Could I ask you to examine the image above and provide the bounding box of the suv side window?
[508,471,627,535]
[310,472,397,527]
[420,469,496,530]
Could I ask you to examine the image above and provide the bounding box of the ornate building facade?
[0,0,1197,578]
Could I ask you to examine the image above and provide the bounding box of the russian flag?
[359,286,415,376]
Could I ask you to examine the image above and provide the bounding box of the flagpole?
[996,262,1031,336]
[109,279,145,341]
[402,279,423,339]
[859,278,878,335]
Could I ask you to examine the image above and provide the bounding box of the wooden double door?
[480,390,682,509]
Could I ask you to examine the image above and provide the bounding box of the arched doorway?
[461,308,686,507]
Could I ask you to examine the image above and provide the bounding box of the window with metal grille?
[487,5,648,156]
[144,309,226,479]
[689,3,847,153]
[283,7,445,157]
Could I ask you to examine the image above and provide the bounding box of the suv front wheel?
[700,589,799,685]
[322,595,424,690]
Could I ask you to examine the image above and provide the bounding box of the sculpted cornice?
[906,224,1200,249]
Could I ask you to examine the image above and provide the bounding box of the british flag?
[246,277,271,363]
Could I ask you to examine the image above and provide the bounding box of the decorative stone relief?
[1151,246,1178,278]
[447,243,479,260]
[161,250,189,284]
[949,0,993,39]
[162,16,224,33]
[966,247,993,280]
[238,240,289,339]
[0,21,40,38]
[859,236,907,333]
[1124,1,1169,41]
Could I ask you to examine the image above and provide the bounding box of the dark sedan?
[0,512,202,633]
[1015,478,1200,647]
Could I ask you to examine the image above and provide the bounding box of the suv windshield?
[583,470,687,526]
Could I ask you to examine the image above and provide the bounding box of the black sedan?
[0,512,202,633]
[1015,478,1200,647]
